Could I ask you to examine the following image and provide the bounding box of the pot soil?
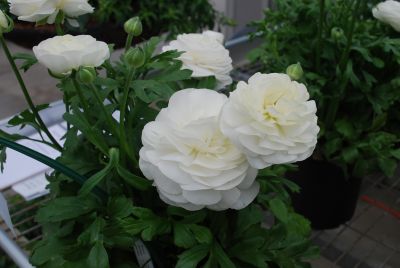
[287,159,363,230]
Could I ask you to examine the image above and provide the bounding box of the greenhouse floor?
[1,41,400,268]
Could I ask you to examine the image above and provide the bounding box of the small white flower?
[220,73,319,169]
[0,10,8,30]
[162,31,233,89]
[33,35,110,74]
[8,0,93,24]
[373,0,400,32]
[139,89,259,211]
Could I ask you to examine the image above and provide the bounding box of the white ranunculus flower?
[139,89,259,211]
[0,10,8,30]
[33,35,110,74]
[220,73,319,169]
[162,31,233,89]
[8,0,93,24]
[372,0,400,32]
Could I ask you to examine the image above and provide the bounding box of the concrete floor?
[0,41,61,120]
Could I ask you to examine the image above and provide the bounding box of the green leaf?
[13,52,38,72]
[8,104,50,132]
[116,165,151,191]
[342,146,359,163]
[269,197,289,223]
[78,217,106,245]
[133,80,175,103]
[79,148,119,195]
[174,223,197,248]
[190,224,212,244]
[335,120,355,140]
[176,244,209,268]
[390,149,400,160]
[35,196,97,223]
[196,76,217,90]
[378,157,397,178]
[236,205,263,234]
[87,242,109,268]
[213,242,236,268]
[107,196,133,218]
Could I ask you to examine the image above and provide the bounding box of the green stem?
[125,34,134,52]
[119,69,138,167]
[0,36,62,151]
[72,76,90,112]
[64,92,71,130]
[55,22,64,35]
[316,0,325,72]
[89,83,119,137]
[325,0,361,128]
[0,137,107,199]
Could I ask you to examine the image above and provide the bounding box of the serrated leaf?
[213,242,236,268]
[174,223,197,248]
[107,196,133,218]
[36,196,97,223]
[176,244,209,268]
[116,165,151,191]
[269,197,289,223]
[79,148,119,195]
[13,52,38,72]
[87,242,109,268]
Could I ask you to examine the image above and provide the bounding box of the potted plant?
[1,0,218,48]
[248,0,400,229]
[0,6,320,267]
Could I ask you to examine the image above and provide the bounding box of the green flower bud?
[286,62,303,81]
[78,67,96,84]
[125,48,145,68]
[331,27,344,41]
[0,10,13,34]
[124,17,142,36]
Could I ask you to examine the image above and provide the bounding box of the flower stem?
[0,36,62,151]
[88,83,119,137]
[0,137,107,199]
[325,0,362,128]
[119,69,138,167]
[55,22,64,35]
[316,0,325,72]
[72,76,90,112]
[125,34,134,52]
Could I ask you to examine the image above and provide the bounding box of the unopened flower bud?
[331,27,344,41]
[78,67,96,84]
[124,17,142,36]
[125,48,145,68]
[0,10,13,34]
[286,62,303,81]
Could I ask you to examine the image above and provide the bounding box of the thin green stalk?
[55,22,64,35]
[88,83,119,137]
[0,36,62,151]
[72,77,90,112]
[316,0,325,72]
[125,34,134,52]
[325,0,362,128]
[0,137,107,199]
[119,69,138,167]
[64,92,71,130]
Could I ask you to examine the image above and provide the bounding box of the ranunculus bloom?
[33,35,110,74]
[0,10,8,30]
[139,89,259,211]
[8,0,93,24]
[162,31,233,89]
[220,73,319,169]
[372,0,400,32]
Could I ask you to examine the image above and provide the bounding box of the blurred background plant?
[249,0,400,179]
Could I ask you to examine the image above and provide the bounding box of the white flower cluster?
[373,0,400,32]
[7,0,93,25]
[140,75,319,211]
[162,31,233,89]
[26,26,318,212]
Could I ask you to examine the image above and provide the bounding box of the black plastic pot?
[287,159,363,230]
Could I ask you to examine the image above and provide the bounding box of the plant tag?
[133,240,154,268]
